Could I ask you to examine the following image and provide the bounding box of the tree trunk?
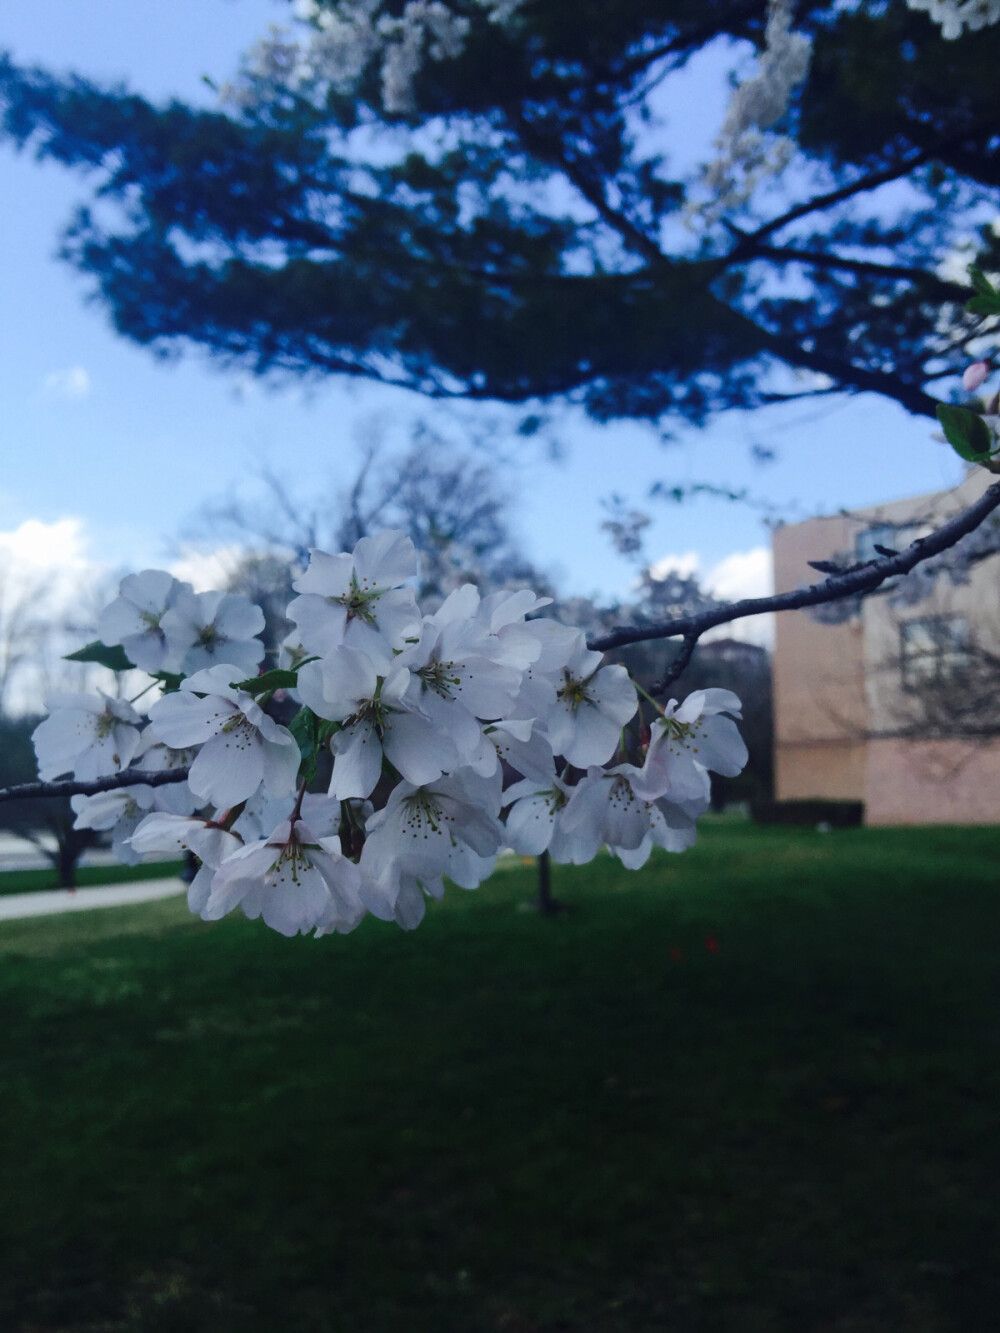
[56,837,80,889]
[534,850,565,915]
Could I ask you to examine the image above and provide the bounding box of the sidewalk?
[0,878,187,921]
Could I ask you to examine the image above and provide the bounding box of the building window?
[855,523,923,564]
[900,616,969,688]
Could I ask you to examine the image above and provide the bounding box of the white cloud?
[705,546,772,602]
[0,518,109,714]
[645,544,775,646]
[0,517,107,618]
[169,543,250,592]
[42,366,91,399]
[0,517,90,572]
[647,550,700,581]
[704,546,773,646]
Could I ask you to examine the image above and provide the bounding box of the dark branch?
[587,479,1000,666]
[0,768,191,805]
[736,151,934,248]
[747,244,970,299]
[512,111,665,267]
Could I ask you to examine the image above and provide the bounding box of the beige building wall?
[772,471,1000,824]
[865,739,1000,825]
[772,514,867,803]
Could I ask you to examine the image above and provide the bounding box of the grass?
[0,859,185,896]
[1,823,999,1332]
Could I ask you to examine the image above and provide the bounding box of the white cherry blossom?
[149,664,300,807]
[130,727,201,816]
[360,769,503,924]
[71,786,157,864]
[129,812,244,913]
[23,527,750,942]
[906,0,1000,39]
[288,529,420,666]
[543,633,637,768]
[98,569,193,674]
[631,689,747,804]
[502,776,602,864]
[297,646,462,798]
[161,589,266,677]
[466,717,556,783]
[33,691,144,781]
[561,765,654,854]
[612,800,702,870]
[202,818,366,937]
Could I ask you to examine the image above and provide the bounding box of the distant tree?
[0,714,99,888]
[192,417,553,661]
[1,2,997,433]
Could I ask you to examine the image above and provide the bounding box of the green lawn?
[0,859,185,896]
[1,823,999,1333]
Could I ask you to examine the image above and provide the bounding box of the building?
[771,470,1000,825]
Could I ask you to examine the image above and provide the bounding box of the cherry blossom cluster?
[905,0,1000,39]
[688,0,812,227]
[224,0,523,117]
[32,531,747,938]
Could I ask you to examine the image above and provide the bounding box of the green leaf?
[153,671,185,692]
[289,706,317,749]
[317,719,341,747]
[937,403,994,462]
[64,641,135,672]
[969,266,997,298]
[290,706,319,785]
[966,293,1000,318]
[230,668,299,695]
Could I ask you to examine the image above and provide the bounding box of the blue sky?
[0,1,969,625]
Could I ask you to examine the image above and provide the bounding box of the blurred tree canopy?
[1,1,997,428]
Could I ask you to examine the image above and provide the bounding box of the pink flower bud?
[963,361,989,393]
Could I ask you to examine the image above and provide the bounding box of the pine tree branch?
[735,151,935,247]
[747,244,970,299]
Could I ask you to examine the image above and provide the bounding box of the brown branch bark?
[0,768,191,805]
[587,478,1000,674]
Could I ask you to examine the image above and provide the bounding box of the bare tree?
[188,416,553,631]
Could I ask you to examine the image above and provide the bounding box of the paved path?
[0,879,187,921]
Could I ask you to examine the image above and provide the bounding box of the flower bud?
[962,361,989,393]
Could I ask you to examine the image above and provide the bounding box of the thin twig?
[0,768,191,805]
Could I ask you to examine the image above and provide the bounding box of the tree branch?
[746,244,971,299]
[511,110,665,267]
[587,479,1000,675]
[0,768,191,805]
[735,151,934,247]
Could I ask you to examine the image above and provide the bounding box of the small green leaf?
[317,719,341,747]
[153,671,185,692]
[966,293,1000,318]
[64,641,135,672]
[937,403,994,462]
[290,706,317,748]
[231,668,299,695]
[290,707,319,784]
[969,266,997,297]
